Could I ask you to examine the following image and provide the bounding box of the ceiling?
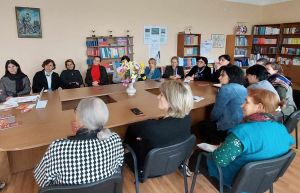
[224,0,292,6]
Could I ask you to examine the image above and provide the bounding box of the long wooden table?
[0,80,217,178]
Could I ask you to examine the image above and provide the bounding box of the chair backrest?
[39,171,123,193]
[230,150,296,193]
[141,135,196,181]
[284,110,300,133]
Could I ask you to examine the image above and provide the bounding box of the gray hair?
[159,80,194,118]
[76,97,109,132]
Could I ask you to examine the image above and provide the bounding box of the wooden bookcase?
[225,35,253,67]
[251,24,281,62]
[251,22,300,83]
[177,33,201,57]
[86,36,134,67]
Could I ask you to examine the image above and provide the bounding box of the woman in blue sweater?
[144,58,161,80]
[199,65,247,144]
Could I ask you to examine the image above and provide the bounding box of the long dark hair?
[5,59,24,76]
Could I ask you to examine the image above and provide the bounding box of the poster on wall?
[211,34,225,48]
[149,43,161,64]
[201,40,213,55]
[144,26,168,44]
[15,7,42,38]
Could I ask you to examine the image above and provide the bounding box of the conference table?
[0,80,217,178]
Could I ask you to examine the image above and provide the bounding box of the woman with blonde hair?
[34,97,124,188]
[125,80,194,171]
[190,89,294,187]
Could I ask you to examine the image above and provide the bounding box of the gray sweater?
[0,76,31,102]
[248,80,280,100]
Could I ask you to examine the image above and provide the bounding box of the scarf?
[268,74,291,90]
[243,112,275,123]
[91,65,101,82]
[5,73,26,94]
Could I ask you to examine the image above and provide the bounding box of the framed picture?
[15,7,42,38]
[211,34,225,48]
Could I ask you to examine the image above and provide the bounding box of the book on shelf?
[253,38,277,44]
[283,27,300,34]
[86,48,99,56]
[235,36,248,46]
[178,57,196,68]
[86,39,98,47]
[250,54,276,63]
[184,35,198,45]
[281,47,300,55]
[282,38,300,45]
[253,26,280,35]
[252,46,277,54]
[234,58,249,67]
[277,57,300,65]
[234,48,248,57]
[184,47,198,56]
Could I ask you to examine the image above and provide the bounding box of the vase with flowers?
[117,60,146,96]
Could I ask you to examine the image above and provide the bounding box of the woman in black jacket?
[32,59,60,93]
[125,80,194,171]
[186,56,211,81]
[85,56,109,86]
[60,59,84,89]
[162,56,184,79]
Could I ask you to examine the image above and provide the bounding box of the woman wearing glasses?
[185,56,211,81]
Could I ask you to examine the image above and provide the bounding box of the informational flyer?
[144,26,168,44]
[201,40,213,55]
[149,43,160,64]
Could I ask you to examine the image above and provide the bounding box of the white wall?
[0,0,263,81]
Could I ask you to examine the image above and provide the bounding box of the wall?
[260,0,300,24]
[0,0,263,81]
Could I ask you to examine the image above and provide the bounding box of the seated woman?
[144,58,161,80]
[246,64,280,99]
[125,80,193,171]
[199,65,247,144]
[85,56,109,86]
[212,54,232,83]
[60,59,84,89]
[162,56,184,79]
[32,59,60,93]
[0,59,31,102]
[190,89,294,187]
[34,97,124,188]
[265,62,296,117]
[112,55,130,84]
[185,56,211,81]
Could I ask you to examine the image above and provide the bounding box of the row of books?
[277,57,300,65]
[100,47,128,59]
[86,48,99,56]
[234,58,249,67]
[281,47,300,55]
[184,47,198,56]
[235,36,248,46]
[184,35,199,45]
[234,48,248,57]
[86,37,132,47]
[282,38,300,45]
[283,27,300,34]
[253,26,280,35]
[250,54,276,63]
[253,38,277,44]
[178,57,197,68]
[252,46,277,54]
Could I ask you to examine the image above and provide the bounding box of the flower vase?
[126,82,136,96]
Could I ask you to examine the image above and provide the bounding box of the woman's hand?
[92,81,99,86]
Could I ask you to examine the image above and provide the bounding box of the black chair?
[284,110,300,149]
[190,150,296,193]
[125,135,196,193]
[39,170,123,193]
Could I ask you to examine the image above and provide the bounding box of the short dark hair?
[121,55,130,62]
[5,59,24,76]
[195,56,208,65]
[170,56,178,62]
[218,54,231,62]
[65,59,76,69]
[94,56,102,62]
[246,64,268,81]
[42,59,56,69]
[220,65,245,85]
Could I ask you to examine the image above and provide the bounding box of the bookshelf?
[225,35,253,67]
[251,24,281,63]
[177,33,201,67]
[86,36,134,68]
